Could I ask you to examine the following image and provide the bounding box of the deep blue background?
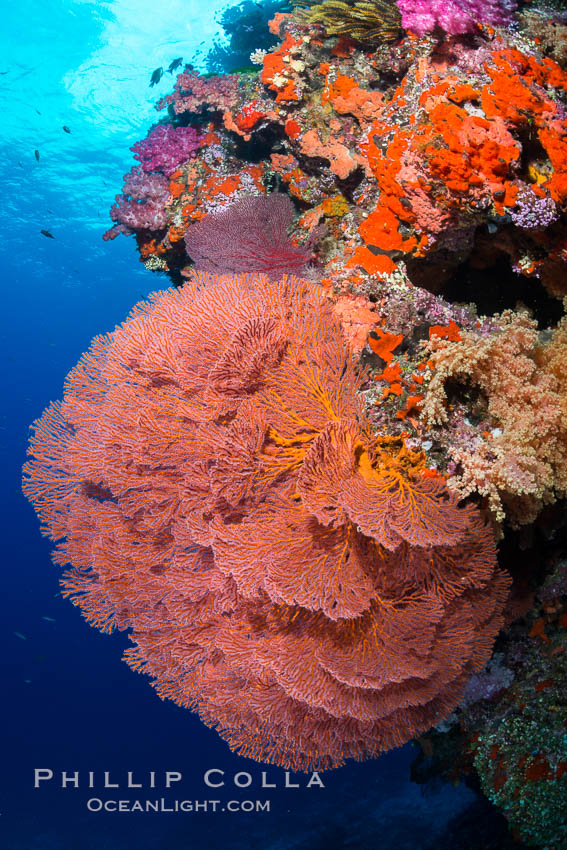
[0,2,476,847]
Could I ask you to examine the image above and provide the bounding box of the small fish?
[149,67,164,87]
[18,161,23,168]
[41,229,55,239]
[167,57,183,74]
[42,616,56,622]
[35,108,41,115]
[24,679,32,684]
[34,149,40,162]
[14,632,27,640]
[62,125,71,134]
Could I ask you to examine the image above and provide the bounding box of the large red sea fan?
[184,194,312,279]
[22,272,510,771]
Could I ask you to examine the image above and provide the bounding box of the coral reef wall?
[24,0,567,831]
[102,0,567,537]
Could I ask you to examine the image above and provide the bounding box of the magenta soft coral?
[131,124,203,177]
[397,0,517,35]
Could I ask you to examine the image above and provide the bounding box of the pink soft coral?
[105,167,170,235]
[396,0,517,35]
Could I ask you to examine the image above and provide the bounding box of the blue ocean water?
[0,2,484,847]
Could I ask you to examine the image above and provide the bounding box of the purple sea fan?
[184,194,312,280]
[397,0,517,35]
[131,124,203,176]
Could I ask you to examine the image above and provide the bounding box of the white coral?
[250,49,267,65]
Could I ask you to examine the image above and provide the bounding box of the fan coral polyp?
[23,272,510,771]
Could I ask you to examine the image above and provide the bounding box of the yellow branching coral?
[293,0,402,45]
[421,311,567,527]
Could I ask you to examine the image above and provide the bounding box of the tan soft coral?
[538,306,567,492]
[422,311,567,526]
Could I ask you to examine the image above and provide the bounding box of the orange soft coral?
[355,47,567,283]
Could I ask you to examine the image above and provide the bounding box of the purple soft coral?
[184,194,312,280]
[397,0,517,35]
[104,167,170,237]
[131,124,203,176]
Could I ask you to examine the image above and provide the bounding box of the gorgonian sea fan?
[23,272,510,771]
[184,194,312,279]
